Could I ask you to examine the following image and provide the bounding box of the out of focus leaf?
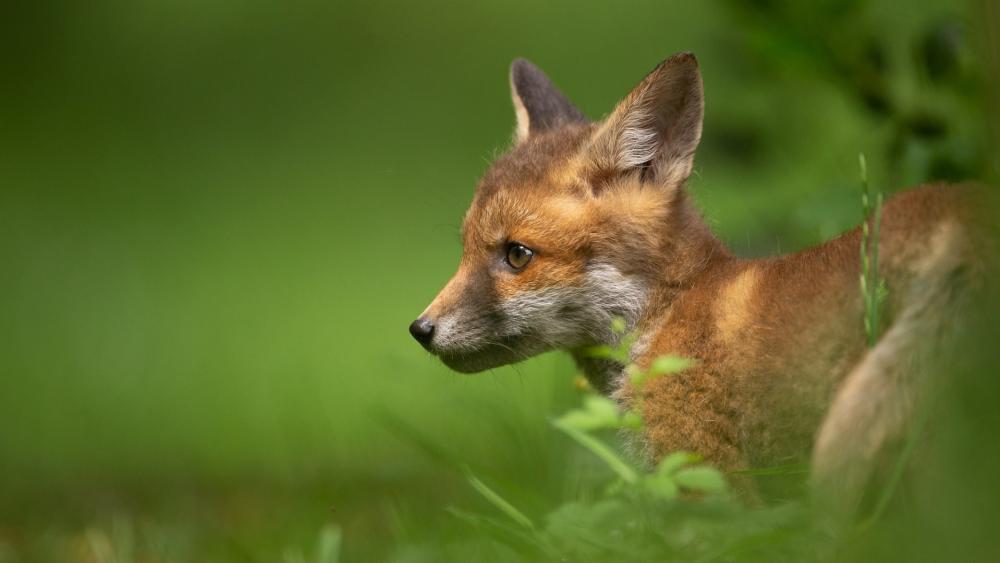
[657,451,700,475]
[643,472,679,501]
[555,395,624,431]
[674,467,728,494]
[649,356,696,376]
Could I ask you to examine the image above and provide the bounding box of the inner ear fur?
[587,52,704,188]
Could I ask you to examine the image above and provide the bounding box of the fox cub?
[409,53,978,508]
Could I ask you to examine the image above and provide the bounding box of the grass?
[426,326,810,562]
[2,189,996,560]
[858,153,888,347]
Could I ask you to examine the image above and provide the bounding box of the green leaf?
[626,364,645,387]
[555,395,624,431]
[555,410,602,431]
[656,451,700,475]
[584,344,618,360]
[620,410,643,430]
[674,466,728,494]
[583,394,619,418]
[649,356,696,376]
[610,317,628,334]
[643,472,679,501]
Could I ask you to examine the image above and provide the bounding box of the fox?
[409,52,981,511]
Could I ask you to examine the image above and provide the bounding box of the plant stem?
[553,421,639,484]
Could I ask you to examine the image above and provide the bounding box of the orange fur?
[412,54,983,507]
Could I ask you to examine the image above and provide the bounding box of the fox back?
[409,53,980,511]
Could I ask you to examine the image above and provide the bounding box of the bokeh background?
[1,0,997,561]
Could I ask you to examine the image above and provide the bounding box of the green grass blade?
[462,466,536,531]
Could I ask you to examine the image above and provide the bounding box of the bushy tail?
[810,220,974,517]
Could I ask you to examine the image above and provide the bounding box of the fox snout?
[408,317,434,348]
[407,281,524,374]
[408,262,522,372]
[408,270,508,373]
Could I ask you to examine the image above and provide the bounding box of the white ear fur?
[617,110,661,169]
[589,52,704,186]
[511,78,532,143]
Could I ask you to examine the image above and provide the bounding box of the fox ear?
[510,58,586,143]
[588,52,703,187]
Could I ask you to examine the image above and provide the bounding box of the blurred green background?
[0,0,995,561]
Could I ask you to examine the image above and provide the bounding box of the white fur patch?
[616,110,660,170]
[427,262,648,374]
[511,89,531,143]
[498,262,647,350]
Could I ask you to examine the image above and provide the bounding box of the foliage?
[445,323,818,562]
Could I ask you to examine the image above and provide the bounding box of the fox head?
[410,53,720,374]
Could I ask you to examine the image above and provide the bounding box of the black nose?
[409,317,435,346]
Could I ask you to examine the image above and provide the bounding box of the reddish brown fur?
[629,185,975,477]
[416,54,982,506]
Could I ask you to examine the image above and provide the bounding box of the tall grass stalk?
[859,153,887,346]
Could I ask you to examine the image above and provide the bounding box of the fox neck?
[573,192,731,393]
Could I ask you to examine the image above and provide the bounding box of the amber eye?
[505,243,534,269]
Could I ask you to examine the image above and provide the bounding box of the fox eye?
[505,243,534,270]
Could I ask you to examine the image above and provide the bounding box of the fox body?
[410,53,978,507]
